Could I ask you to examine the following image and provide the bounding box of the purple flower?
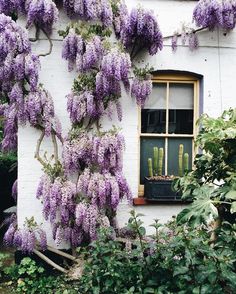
[26,0,59,34]
[119,7,163,57]
[193,0,236,31]
[63,0,113,27]
[171,34,178,52]
[188,32,199,51]
[131,76,152,108]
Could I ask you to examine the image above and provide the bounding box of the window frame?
[138,74,200,197]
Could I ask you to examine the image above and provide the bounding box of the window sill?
[133,197,191,206]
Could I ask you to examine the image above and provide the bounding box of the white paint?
[18,1,236,244]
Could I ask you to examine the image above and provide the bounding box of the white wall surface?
[18,1,236,245]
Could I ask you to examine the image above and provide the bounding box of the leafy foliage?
[75,211,236,294]
[0,257,77,294]
[174,109,236,227]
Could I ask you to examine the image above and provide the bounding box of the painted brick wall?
[18,1,236,245]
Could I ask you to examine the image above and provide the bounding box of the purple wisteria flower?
[62,29,84,71]
[0,0,24,16]
[63,0,113,27]
[92,131,125,171]
[188,32,199,51]
[67,90,101,124]
[119,7,163,57]
[101,48,131,83]
[0,13,58,153]
[25,0,59,34]
[4,215,47,253]
[193,0,236,31]
[25,87,56,136]
[171,34,178,52]
[62,131,93,174]
[131,76,152,108]
[77,168,132,209]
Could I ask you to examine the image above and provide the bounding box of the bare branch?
[163,27,208,40]
[29,26,40,42]
[51,132,59,163]
[33,249,68,273]
[35,130,47,168]
[38,28,53,57]
[47,245,76,261]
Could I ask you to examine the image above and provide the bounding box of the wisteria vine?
[2,0,236,256]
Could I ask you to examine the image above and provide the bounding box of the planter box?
[144,177,181,201]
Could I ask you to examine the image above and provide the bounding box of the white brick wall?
[18,1,236,244]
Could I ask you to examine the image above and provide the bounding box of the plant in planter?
[144,144,189,201]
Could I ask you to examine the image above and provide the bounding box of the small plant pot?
[144,177,181,201]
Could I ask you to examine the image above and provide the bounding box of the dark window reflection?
[141,109,166,133]
[168,109,193,134]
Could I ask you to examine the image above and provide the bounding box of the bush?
[76,211,236,294]
[0,256,78,294]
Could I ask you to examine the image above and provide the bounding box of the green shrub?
[76,211,236,294]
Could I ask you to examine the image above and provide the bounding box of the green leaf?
[230,202,236,213]
[177,186,218,226]
[173,266,189,277]
[225,190,236,200]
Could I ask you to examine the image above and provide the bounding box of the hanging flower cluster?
[0,0,23,17]
[3,215,47,253]
[37,175,76,226]
[0,13,60,152]
[118,6,163,57]
[63,0,113,27]
[77,168,131,210]
[171,29,199,52]
[36,171,107,246]
[193,0,236,31]
[25,0,59,34]
[0,0,58,34]
[101,48,131,86]
[62,130,92,174]
[62,127,125,174]
[131,66,153,108]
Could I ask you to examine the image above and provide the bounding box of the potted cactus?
[144,144,189,201]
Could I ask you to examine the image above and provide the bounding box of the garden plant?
[0,0,236,293]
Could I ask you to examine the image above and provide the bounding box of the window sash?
[138,77,199,196]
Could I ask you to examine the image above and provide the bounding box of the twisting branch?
[39,28,53,57]
[29,26,40,42]
[51,132,59,163]
[33,249,68,273]
[35,130,48,168]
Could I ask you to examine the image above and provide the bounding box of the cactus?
[153,147,158,175]
[183,153,189,172]
[158,148,164,176]
[148,158,153,177]
[178,144,184,177]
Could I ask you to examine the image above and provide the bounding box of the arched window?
[138,73,201,197]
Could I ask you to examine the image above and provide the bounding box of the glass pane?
[168,83,194,134]
[141,83,167,134]
[167,138,192,176]
[140,137,165,184]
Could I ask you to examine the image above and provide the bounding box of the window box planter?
[144,176,181,201]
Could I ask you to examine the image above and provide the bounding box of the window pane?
[167,138,192,176]
[141,83,166,134]
[140,137,165,184]
[168,83,194,134]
